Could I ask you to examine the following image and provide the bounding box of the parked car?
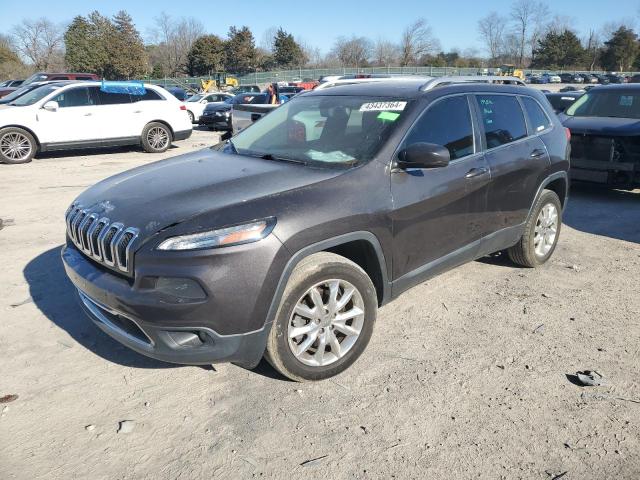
[545,91,584,113]
[184,92,234,123]
[560,84,640,188]
[628,74,640,84]
[593,74,610,84]
[0,72,99,98]
[200,93,269,132]
[559,73,584,84]
[0,80,66,105]
[527,73,544,84]
[578,73,599,84]
[166,87,189,101]
[0,82,191,164]
[605,74,626,84]
[541,73,562,84]
[0,79,23,88]
[61,77,569,381]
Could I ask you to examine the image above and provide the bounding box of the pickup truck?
[231,89,301,134]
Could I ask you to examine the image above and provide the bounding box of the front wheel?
[265,252,377,382]
[0,127,36,164]
[141,122,172,153]
[508,189,562,267]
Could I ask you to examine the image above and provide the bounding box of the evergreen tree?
[272,28,306,68]
[186,35,225,76]
[601,27,639,71]
[109,11,147,79]
[531,30,585,69]
[225,26,256,74]
[64,16,99,72]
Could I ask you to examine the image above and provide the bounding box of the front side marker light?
[157,219,275,251]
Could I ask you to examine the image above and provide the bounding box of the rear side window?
[521,97,551,133]
[131,89,163,102]
[50,76,70,80]
[97,90,131,105]
[403,95,474,160]
[75,76,94,80]
[476,95,527,148]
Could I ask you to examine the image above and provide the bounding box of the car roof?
[587,84,640,92]
[305,78,538,99]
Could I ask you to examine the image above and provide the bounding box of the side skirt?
[40,136,141,152]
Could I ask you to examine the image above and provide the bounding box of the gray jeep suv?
[62,77,570,381]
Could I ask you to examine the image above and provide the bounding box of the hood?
[561,115,640,136]
[73,148,343,237]
[0,87,16,98]
[204,103,231,113]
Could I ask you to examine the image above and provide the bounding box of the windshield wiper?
[258,153,307,165]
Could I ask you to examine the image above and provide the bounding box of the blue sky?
[1,0,638,53]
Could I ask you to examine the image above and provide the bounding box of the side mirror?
[200,99,208,104]
[397,142,450,169]
[43,101,58,112]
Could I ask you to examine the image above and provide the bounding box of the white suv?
[0,82,192,164]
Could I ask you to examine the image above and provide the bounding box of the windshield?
[9,84,62,106]
[0,85,39,103]
[186,94,203,102]
[566,90,640,119]
[22,73,48,86]
[227,95,410,166]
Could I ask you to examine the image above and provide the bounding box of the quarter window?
[403,96,474,160]
[521,96,551,133]
[476,95,527,148]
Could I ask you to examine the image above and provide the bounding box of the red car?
[0,72,99,98]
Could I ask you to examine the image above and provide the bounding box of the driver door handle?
[530,149,546,158]
[465,167,488,178]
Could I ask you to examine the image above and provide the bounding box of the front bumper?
[61,238,286,365]
[199,113,231,130]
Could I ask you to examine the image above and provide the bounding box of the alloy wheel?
[0,132,32,161]
[287,279,365,367]
[147,127,169,150]
[534,203,558,257]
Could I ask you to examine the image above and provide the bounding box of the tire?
[141,122,172,153]
[0,127,36,164]
[265,252,378,382]
[508,189,562,267]
[187,111,195,123]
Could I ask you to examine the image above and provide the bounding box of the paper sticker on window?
[377,111,400,122]
[360,101,407,112]
[620,95,633,107]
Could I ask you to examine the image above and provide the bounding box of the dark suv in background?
[62,76,569,381]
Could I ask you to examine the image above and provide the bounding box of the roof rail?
[420,75,526,91]
[315,76,430,90]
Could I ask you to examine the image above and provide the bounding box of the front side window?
[228,95,410,166]
[521,96,551,133]
[476,95,527,148]
[52,87,97,108]
[402,95,474,160]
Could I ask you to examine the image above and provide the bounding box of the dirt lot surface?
[2,122,640,480]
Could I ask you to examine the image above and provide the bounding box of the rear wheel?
[508,189,562,267]
[142,122,172,153]
[187,111,195,123]
[0,127,36,164]
[265,252,377,382]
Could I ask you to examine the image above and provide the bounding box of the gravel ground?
[1,119,639,480]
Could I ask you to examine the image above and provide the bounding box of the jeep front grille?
[65,204,139,275]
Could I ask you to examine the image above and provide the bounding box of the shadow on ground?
[564,184,640,244]
[24,245,286,380]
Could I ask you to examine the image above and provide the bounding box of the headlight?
[157,219,275,251]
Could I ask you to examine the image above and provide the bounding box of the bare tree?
[510,0,549,66]
[373,38,398,66]
[11,18,64,70]
[585,29,602,71]
[478,12,506,62]
[151,12,204,76]
[331,36,372,68]
[400,18,440,66]
[260,26,279,52]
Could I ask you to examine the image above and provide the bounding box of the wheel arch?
[0,124,41,150]
[265,232,391,327]
[528,171,568,220]
[144,120,174,140]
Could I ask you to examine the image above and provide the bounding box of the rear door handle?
[465,167,488,178]
[530,149,546,158]
[133,110,142,114]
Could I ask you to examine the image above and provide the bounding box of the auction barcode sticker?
[359,101,407,112]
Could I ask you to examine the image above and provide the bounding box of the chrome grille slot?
[65,203,139,275]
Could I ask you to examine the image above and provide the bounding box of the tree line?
[1,3,640,81]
